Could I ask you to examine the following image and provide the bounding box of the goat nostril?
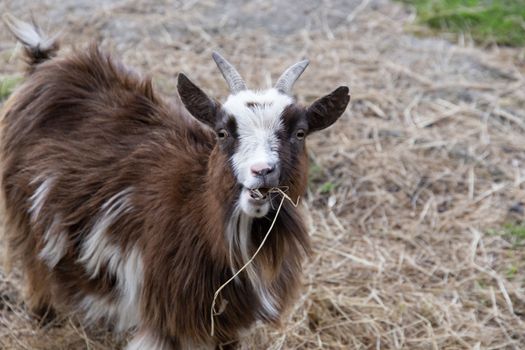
[250,163,275,177]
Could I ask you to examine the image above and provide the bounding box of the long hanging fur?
[1,15,314,349]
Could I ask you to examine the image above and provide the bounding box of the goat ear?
[306,86,350,133]
[177,73,217,127]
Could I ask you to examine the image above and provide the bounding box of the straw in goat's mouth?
[249,187,271,200]
[210,186,299,337]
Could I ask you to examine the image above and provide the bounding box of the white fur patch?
[116,245,144,330]
[126,333,214,350]
[226,207,279,319]
[78,188,144,330]
[29,177,54,223]
[126,332,172,350]
[38,215,68,268]
[78,188,133,277]
[223,89,293,189]
[80,294,119,325]
[79,245,144,331]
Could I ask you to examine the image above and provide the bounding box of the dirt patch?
[1,0,524,349]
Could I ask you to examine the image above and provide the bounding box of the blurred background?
[0,0,524,349]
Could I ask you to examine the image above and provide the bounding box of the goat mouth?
[248,187,271,201]
[240,187,272,217]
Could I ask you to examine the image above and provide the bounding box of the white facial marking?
[239,191,270,218]
[226,208,279,319]
[223,88,291,187]
[29,177,54,223]
[223,88,293,217]
[38,215,68,268]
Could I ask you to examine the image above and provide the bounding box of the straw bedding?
[0,0,524,348]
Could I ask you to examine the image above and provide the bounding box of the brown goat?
[0,15,350,349]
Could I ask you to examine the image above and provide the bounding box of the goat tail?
[3,14,60,71]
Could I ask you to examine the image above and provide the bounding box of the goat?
[0,14,350,349]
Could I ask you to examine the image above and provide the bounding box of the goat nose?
[250,162,275,177]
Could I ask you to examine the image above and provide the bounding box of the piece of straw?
[210,188,299,337]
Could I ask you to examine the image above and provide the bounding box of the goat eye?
[296,129,305,140]
[217,129,228,139]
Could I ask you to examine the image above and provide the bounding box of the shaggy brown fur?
[1,16,349,349]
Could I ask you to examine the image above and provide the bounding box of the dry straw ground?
[1,0,525,349]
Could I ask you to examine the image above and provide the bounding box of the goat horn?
[274,59,309,95]
[212,51,247,94]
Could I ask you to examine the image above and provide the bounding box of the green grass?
[506,264,518,279]
[488,223,525,247]
[307,162,339,194]
[319,181,336,194]
[0,76,22,101]
[308,163,323,185]
[401,0,525,46]
[503,223,525,241]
